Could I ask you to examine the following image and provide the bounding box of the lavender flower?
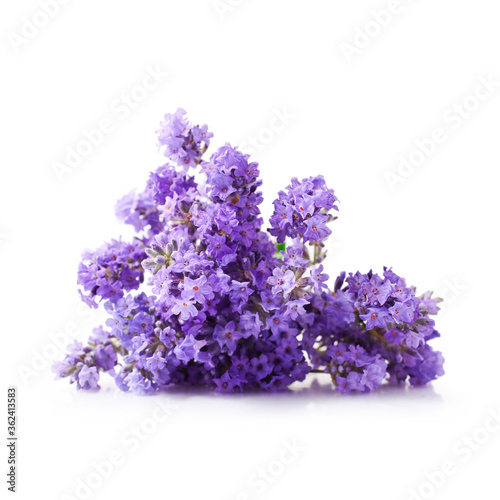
[54,109,445,395]
[157,108,213,171]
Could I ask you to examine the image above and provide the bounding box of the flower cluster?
[325,343,387,394]
[54,109,445,395]
[269,176,338,244]
[53,327,123,390]
[156,107,213,171]
[301,268,445,393]
[77,239,146,308]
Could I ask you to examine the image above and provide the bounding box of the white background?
[1,1,499,499]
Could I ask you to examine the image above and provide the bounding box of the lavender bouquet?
[54,109,445,394]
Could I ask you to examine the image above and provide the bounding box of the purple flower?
[232,222,257,248]
[77,365,100,390]
[213,321,242,354]
[214,372,240,393]
[383,329,405,345]
[250,355,273,380]
[419,291,441,314]
[336,372,363,394]
[389,300,416,324]
[309,264,329,293]
[159,195,178,220]
[157,108,212,171]
[145,352,166,373]
[181,275,214,304]
[171,299,198,322]
[95,345,117,371]
[173,334,207,364]
[267,268,296,296]
[269,175,338,243]
[365,275,392,306]
[360,358,387,391]
[284,298,309,320]
[327,343,348,364]
[206,234,236,264]
[405,331,425,349]
[303,215,331,241]
[238,311,263,338]
[229,281,254,305]
[124,368,156,394]
[211,173,236,200]
[266,313,288,337]
[129,312,154,335]
[327,343,387,394]
[360,308,391,330]
[282,244,309,268]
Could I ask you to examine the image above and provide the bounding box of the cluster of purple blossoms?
[269,176,338,244]
[53,327,123,390]
[301,269,445,392]
[156,107,213,172]
[77,239,146,309]
[54,109,445,394]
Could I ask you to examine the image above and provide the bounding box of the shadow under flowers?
[118,373,443,403]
